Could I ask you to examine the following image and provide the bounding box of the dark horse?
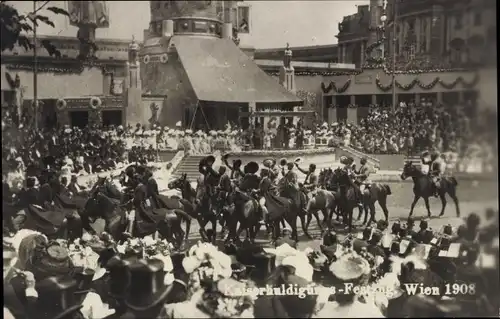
[356,181,392,226]
[329,168,357,232]
[168,174,217,243]
[401,161,460,218]
[81,178,129,241]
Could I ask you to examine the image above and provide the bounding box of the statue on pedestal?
[284,43,292,69]
[68,1,110,60]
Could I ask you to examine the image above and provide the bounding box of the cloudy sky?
[9,0,367,49]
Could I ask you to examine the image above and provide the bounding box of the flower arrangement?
[180,242,255,317]
[115,236,175,285]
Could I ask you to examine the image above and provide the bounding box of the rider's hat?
[205,155,216,163]
[263,158,274,168]
[279,158,287,167]
[232,159,242,167]
[244,162,260,174]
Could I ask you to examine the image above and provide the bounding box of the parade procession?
[1,1,498,318]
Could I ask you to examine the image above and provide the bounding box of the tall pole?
[33,0,38,131]
[391,0,397,110]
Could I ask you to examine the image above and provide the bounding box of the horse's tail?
[383,184,392,195]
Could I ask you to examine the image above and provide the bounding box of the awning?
[172,36,303,105]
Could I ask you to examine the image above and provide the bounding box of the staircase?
[171,154,206,181]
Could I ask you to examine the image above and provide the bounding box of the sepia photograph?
[1,0,498,318]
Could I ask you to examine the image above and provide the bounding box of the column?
[436,92,443,104]
[328,107,337,123]
[350,95,355,106]
[371,94,377,105]
[360,41,365,65]
[426,16,431,52]
[414,93,421,105]
[415,17,421,52]
[342,45,347,63]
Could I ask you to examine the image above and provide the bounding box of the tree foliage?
[0,1,69,57]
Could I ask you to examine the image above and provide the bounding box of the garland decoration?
[376,73,480,92]
[143,55,150,64]
[89,96,102,109]
[375,75,392,92]
[439,73,480,90]
[160,54,168,63]
[321,79,351,94]
[56,99,67,110]
[5,59,113,75]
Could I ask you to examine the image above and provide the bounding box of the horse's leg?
[409,195,421,217]
[310,208,323,233]
[447,188,460,217]
[211,217,217,244]
[299,213,312,240]
[362,203,369,225]
[367,203,376,225]
[377,195,390,222]
[423,196,432,218]
[438,193,447,217]
[287,213,299,242]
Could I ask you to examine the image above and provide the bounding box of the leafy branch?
[1,1,69,57]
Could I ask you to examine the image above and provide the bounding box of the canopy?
[172,36,303,105]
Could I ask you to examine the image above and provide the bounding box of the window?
[473,12,482,26]
[237,6,250,33]
[455,14,463,29]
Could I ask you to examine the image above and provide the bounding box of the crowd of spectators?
[319,100,496,173]
[3,208,499,318]
[1,114,159,182]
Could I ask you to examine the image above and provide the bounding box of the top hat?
[322,230,338,246]
[106,256,134,299]
[125,259,173,311]
[205,155,216,163]
[232,159,242,167]
[31,276,83,319]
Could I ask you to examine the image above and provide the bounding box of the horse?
[81,178,129,241]
[401,161,460,218]
[275,179,309,240]
[303,188,339,232]
[356,181,392,226]
[168,174,217,243]
[329,168,358,232]
[95,175,192,247]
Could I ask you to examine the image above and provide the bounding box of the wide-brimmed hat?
[262,158,274,168]
[244,162,259,174]
[26,242,74,281]
[125,259,174,311]
[329,254,370,281]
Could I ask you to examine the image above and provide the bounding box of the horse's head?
[401,161,419,180]
[168,173,188,190]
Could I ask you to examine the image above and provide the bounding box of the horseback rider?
[295,160,318,199]
[258,167,272,225]
[355,157,373,193]
[283,162,299,191]
[237,162,262,214]
[222,154,244,184]
[429,151,446,197]
[198,155,220,199]
[339,156,363,208]
[217,166,232,205]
